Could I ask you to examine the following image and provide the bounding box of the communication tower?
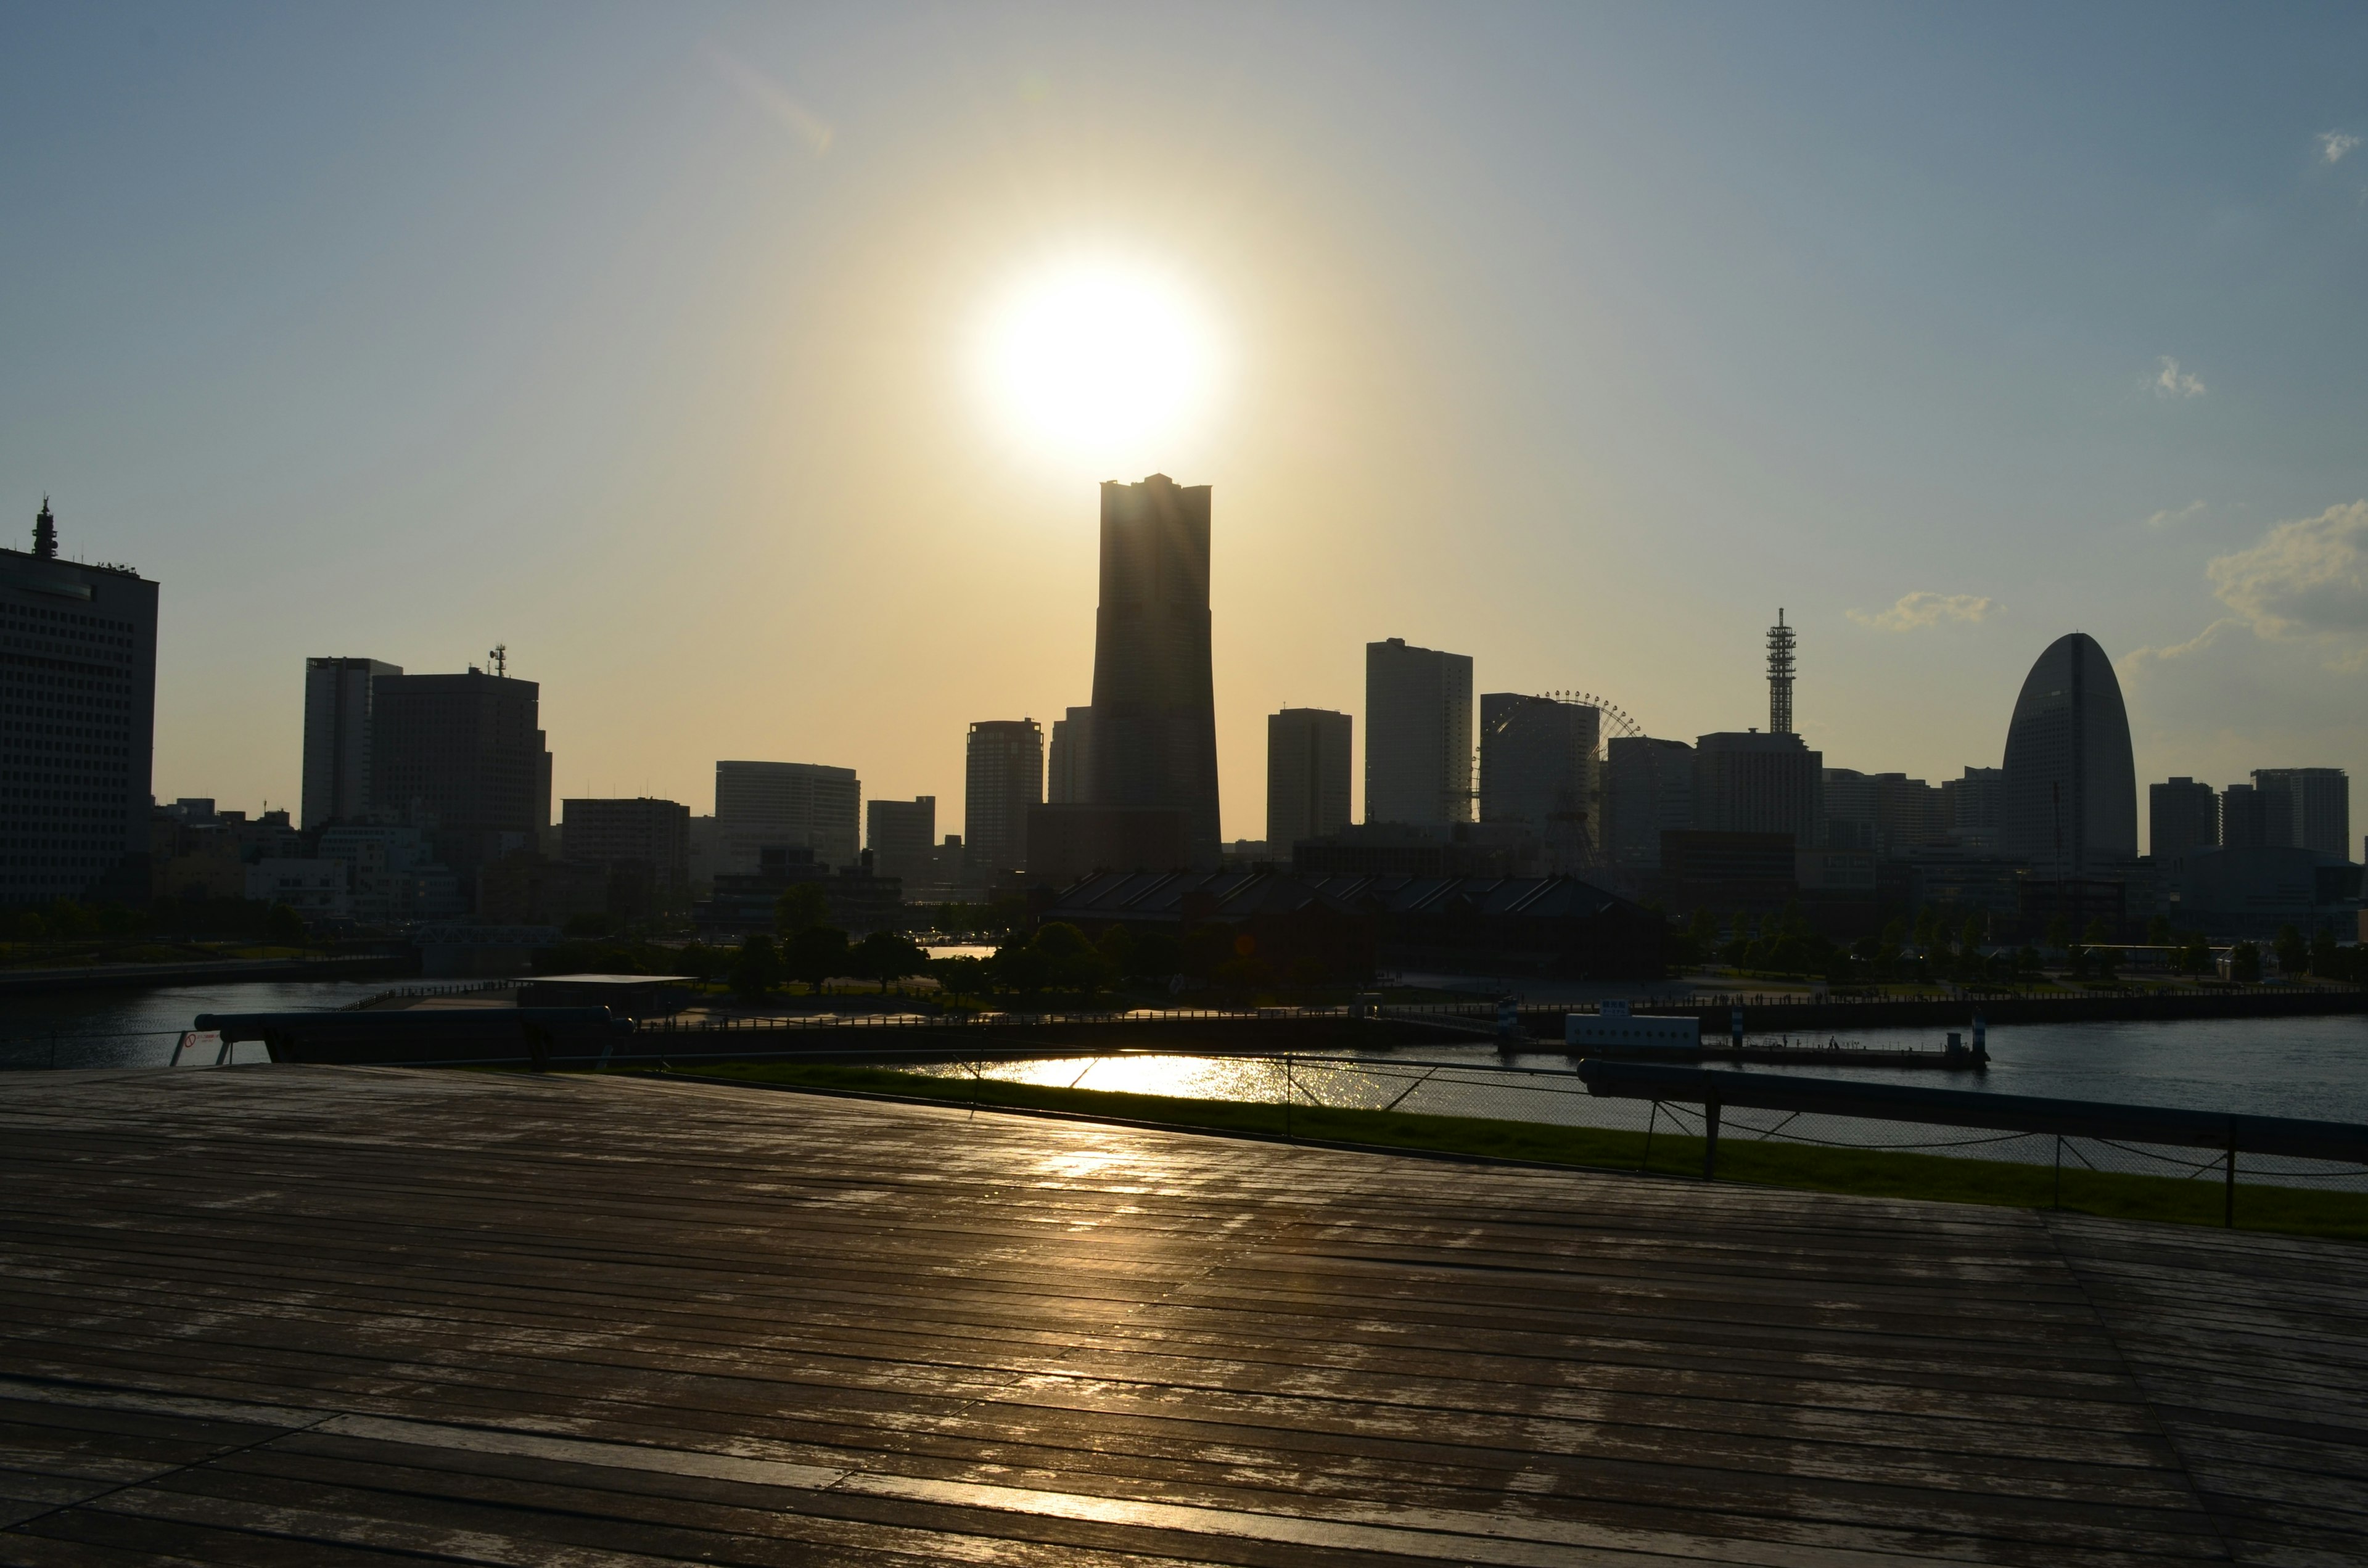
[1767,610,1795,735]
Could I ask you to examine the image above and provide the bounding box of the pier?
[4,1065,2366,1564]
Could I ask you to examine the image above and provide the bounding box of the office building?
[1998,633,2137,874]
[300,657,401,829]
[369,670,550,890]
[2220,782,2292,852]
[866,795,935,887]
[714,760,860,872]
[1365,638,1473,826]
[965,720,1042,876]
[245,858,350,922]
[1693,731,1822,845]
[1267,708,1353,853]
[1292,821,1541,879]
[1942,766,2004,852]
[1046,707,1095,805]
[2253,768,2351,858]
[1,500,159,908]
[2150,778,2219,858]
[562,797,692,912]
[1479,695,1598,867]
[1026,803,1191,884]
[317,823,464,923]
[1603,736,1693,869]
[1087,475,1221,866]
[1822,770,1943,859]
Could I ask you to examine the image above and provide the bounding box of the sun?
[978,257,1219,467]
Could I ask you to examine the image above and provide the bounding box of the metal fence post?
[1284,1056,1294,1141]
[1703,1099,1720,1181]
[2052,1136,2063,1210]
[2225,1127,2237,1229]
[1642,1101,1657,1173]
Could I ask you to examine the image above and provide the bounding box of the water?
[0,978,412,1069]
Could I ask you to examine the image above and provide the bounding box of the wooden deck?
[1,1067,2362,1566]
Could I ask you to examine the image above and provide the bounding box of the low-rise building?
[244,858,350,921]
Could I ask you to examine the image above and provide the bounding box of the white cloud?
[1847,591,1997,632]
[2323,131,2362,165]
[2144,499,2206,528]
[2204,501,2368,660]
[2153,356,2206,398]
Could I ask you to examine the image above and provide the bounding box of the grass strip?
[679,1061,2368,1242]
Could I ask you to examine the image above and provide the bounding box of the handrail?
[1576,1060,2368,1164]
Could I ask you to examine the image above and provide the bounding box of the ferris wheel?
[1482,690,1649,752]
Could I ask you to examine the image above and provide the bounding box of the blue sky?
[4,2,2364,841]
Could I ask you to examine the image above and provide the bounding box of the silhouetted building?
[695,844,902,938]
[1823,770,1943,859]
[370,671,549,892]
[1026,803,1190,884]
[562,797,692,914]
[1292,822,1541,879]
[1604,736,1693,869]
[1693,731,1821,842]
[1479,694,1598,868]
[2161,845,2362,940]
[1046,707,1095,804]
[1942,766,2003,852]
[966,720,1043,876]
[2252,768,2351,858]
[0,500,158,908]
[2220,782,2291,852]
[1088,475,1220,867]
[1267,708,1353,853]
[317,823,463,923]
[1660,829,1799,913]
[301,657,401,828]
[2150,777,2219,858]
[1999,633,2137,875]
[1365,638,1473,826]
[715,760,860,873]
[866,796,935,889]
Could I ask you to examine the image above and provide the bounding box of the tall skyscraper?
[715,761,861,872]
[1365,638,1473,826]
[1046,706,1096,804]
[2149,777,2219,858]
[1087,475,1220,868]
[2252,768,2351,857]
[866,795,935,886]
[1266,708,1352,852]
[301,657,402,829]
[0,500,158,908]
[1942,766,2004,852]
[2219,782,2290,851]
[561,797,691,909]
[1693,731,1822,843]
[966,720,1043,876]
[369,670,549,890]
[1998,633,2137,873]
[1604,736,1693,868]
[1479,694,1599,863]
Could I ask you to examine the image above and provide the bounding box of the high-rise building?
[561,797,692,911]
[301,657,402,829]
[966,720,1042,876]
[1693,731,1822,845]
[2219,782,2292,852]
[866,795,935,887]
[1047,707,1096,805]
[1942,766,2004,852]
[715,761,861,873]
[2150,778,2219,858]
[1998,633,2137,874]
[1087,475,1220,867]
[369,670,549,890]
[2252,768,2351,858]
[0,501,158,908]
[1823,769,1943,858]
[1479,694,1598,864]
[1266,708,1353,853]
[1604,736,1693,868]
[1365,638,1473,826]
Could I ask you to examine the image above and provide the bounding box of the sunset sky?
[5,2,2366,839]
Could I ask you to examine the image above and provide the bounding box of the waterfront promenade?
[2,1068,2363,1564]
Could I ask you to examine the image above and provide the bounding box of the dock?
[3,1066,2364,1564]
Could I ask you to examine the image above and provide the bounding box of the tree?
[2228,942,2261,982]
[1959,913,1988,953]
[782,924,850,993]
[2145,915,2174,946]
[2082,916,2111,945]
[2273,924,2308,978]
[775,882,831,938]
[928,954,991,998]
[264,903,306,946]
[1031,922,1114,990]
[851,930,927,994]
[2309,929,2341,979]
[2044,914,2071,951]
[730,934,781,998]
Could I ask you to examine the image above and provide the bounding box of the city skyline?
[4,6,2366,835]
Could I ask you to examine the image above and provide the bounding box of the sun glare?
[979,258,1218,466]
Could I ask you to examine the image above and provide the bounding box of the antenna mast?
[488,644,508,679]
[1766,609,1795,735]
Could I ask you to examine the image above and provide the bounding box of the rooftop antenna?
[1766,608,1796,736]
[488,643,508,679]
[33,497,57,560]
